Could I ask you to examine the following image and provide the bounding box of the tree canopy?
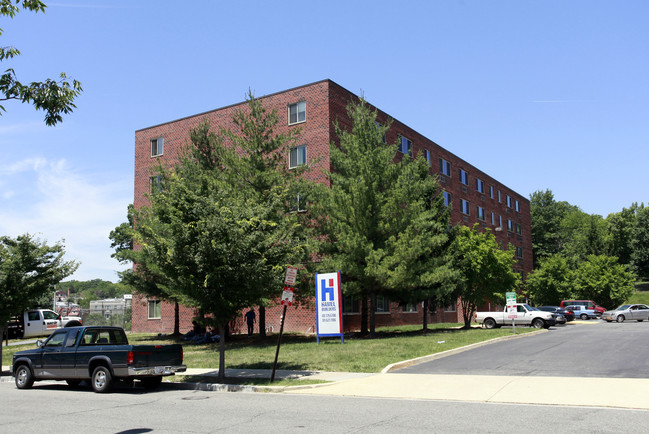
[1,0,82,125]
[308,97,456,335]
[0,233,77,367]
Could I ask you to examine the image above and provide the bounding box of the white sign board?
[315,272,343,338]
[284,267,298,286]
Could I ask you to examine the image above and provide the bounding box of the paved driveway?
[396,321,649,378]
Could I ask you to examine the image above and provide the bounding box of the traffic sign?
[284,267,298,286]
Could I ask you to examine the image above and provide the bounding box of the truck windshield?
[42,310,60,320]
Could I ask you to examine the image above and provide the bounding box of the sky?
[1,0,648,283]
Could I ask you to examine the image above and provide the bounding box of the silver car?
[601,304,649,322]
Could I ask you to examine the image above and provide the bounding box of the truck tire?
[91,366,113,393]
[531,318,545,329]
[483,318,497,329]
[141,376,163,390]
[14,365,34,389]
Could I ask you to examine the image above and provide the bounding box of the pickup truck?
[5,309,83,339]
[476,303,556,329]
[11,326,186,393]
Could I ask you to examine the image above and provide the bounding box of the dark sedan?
[538,306,575,322]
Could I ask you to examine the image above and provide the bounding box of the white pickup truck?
[476,303,556,329]
[5,309,83,339]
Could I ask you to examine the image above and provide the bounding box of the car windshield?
[523,304,537,311]
[616,305,631,311]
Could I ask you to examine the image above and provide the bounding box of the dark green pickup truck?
[11,326,186,393]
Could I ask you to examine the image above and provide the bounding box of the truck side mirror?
[36,340,44,348]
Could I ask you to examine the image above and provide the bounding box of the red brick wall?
[132,79,531,335]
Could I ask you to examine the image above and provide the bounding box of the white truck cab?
[6,309,83,339]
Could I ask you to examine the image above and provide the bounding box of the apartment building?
[132,79,532,335]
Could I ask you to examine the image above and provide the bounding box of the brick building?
[131,79,532,335]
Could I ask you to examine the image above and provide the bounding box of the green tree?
[631,205,649,279]
[129,95,307,380]
[605,204,638,266]
[309,97,455,335]
[529,189,577,265]
[452,225,520,328]
[526,254,574,306]
[574,255,635,308]
[0,234,77,368]
[560,210,606,261]
[1,0,82,125]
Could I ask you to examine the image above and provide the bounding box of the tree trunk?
[218,322,226,381]
[461,299,474,329]
[369,292,376,338]
[259,306,266,337]
[422,299,429,331]
[173,301,180,336]
[360,296,368,335]
[0,325,5,373]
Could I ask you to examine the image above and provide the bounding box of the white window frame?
[399,136,412,156]
[507,219,514,232]
[459,169,469,185]
[515,200,520,212]
[148,300,161,319]
[289,144,307,169]
[151,137,163,157]
[443,191,452,207]
[497,190,501,203]
[440,158,451,176]
[490,212,496,225]
[477,206,485,221]
[424,149,431,166]
[489,185,494,199]
[288,101,306,125]
[506,195,512,208]
[476,178,484,194]
[460,199,470,215]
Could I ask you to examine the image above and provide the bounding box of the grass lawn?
[129,323,534,373]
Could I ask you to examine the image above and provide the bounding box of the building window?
[490,212,495,225]
[290,194,307,213]
[424,149,431,166]
[148,300,161,319]
[515,200,520,212]
[288,101,306,125]
[403,303,417,313]
[375,295,390,313]
[489,186,494,199]
[477,206,485,221]
[515,223,522,235]
[342,296,360,314]
[499,215,503,228]
[440,158,451,176]
[516,246,523,258]
[507,219,513,232]
[497,190,501,203]
[506,195,512,208]
[458,169,469,185]
[149,175,163,193]
[151,138,163,157]
[289,145,307,168]
[443,191,452,207]
[460,199,470,215]
[445,300,457,312]
[476,178,484,194]
[399,136,412,157]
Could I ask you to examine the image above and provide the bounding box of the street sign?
[281,287,294,306]
[284,267,298,286]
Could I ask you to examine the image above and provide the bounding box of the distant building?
[90,296,132,319]
[131,79,532,335]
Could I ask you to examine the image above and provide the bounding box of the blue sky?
[1,0,648,283]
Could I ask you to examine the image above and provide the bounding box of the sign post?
[271,268,297,383]
[506,291,517,334]
[315,271,343,344]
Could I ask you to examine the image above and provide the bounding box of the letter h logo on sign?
[321,278,335,302]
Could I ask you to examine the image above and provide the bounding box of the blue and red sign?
[315,271,343,343]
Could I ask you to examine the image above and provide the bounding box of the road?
[0,382,647,433]
[398,320,649,377]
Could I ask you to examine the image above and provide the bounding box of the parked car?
[565,305,599,320]
[538,306,574,322]
[601,304,649,323]
[475,303,556,329]
[560,300,605,314]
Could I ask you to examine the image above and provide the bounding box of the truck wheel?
[531,318,545,329]
[15,365,34,389]
[483,318,497,329]
[91,366,113,393]
[580,314,588,320]
[141,376,163,390]
[616,315,625,323]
